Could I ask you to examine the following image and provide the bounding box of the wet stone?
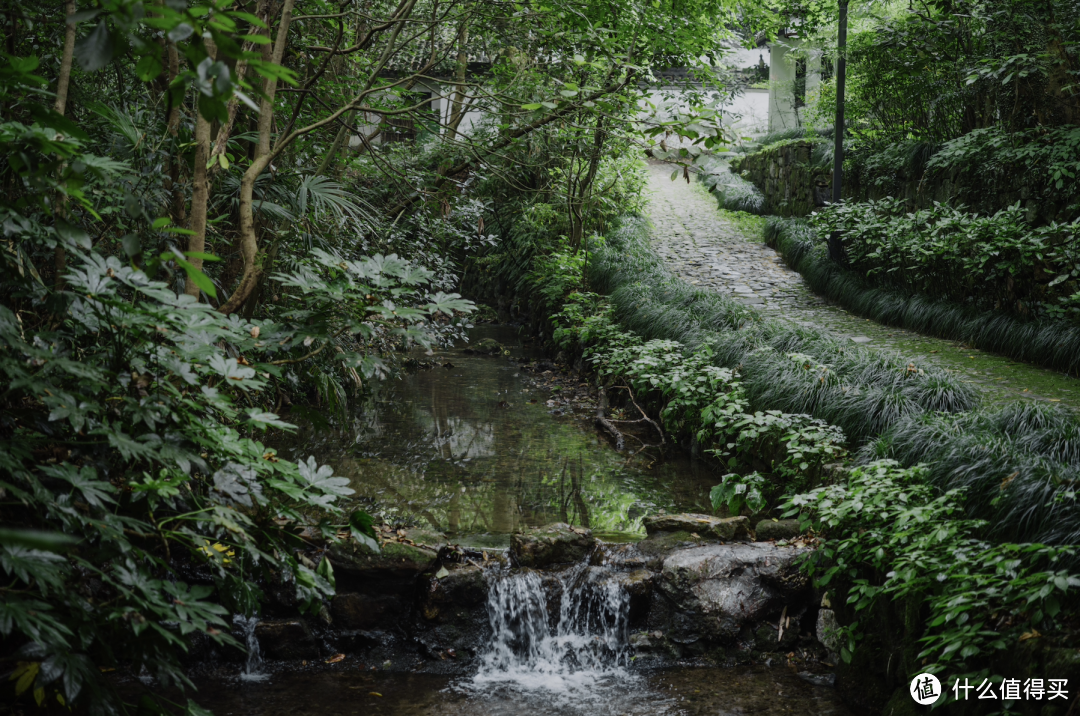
[254,618,320,660]
[643,513,752,542]
[510,522,596,568]
[754,518,803,541]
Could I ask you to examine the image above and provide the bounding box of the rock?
[658,542,811,641]
[329,540,438,593]
[643,513,752,542]
[412,565,492,664]
[616,568,655,624]
[403,528,449,549]
[635,530,704,567]
[510,523,595,568]
[254,619,320,660]
[418,565,488,621]
[331,593,402,630]
[754,518,802,541]
[467,337,504,355]
[816,608,842,654]
[753,619,799,652]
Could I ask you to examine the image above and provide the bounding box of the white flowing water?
[233,614,268,682]
[463,562,671,715]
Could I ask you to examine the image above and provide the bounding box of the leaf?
[0,530,77,552]
[349,510,380,553]
[316,556,335,590]
[243,410,295,430]
[121,233,141,258]
[168,23,194,42]
[135,53,163,81]
[521,103,542,110]
[75,21,113,72]
[175,258,217,297]
[212,463,262,508]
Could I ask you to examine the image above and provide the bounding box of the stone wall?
[729,140,832,217]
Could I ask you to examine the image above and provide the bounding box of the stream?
[176,326,853,715]
[279,325,719,544]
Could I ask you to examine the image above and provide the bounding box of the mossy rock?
[467,337,505,355]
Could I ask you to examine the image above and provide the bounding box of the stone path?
[645,162,1080,408]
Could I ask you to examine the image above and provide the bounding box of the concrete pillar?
[768,39,800,132]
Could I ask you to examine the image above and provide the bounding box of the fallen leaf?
[435,566,450,579]
[325,653,346,664]
[690,532,701,539]
[369,692,383,697]
[1019,630,1041,642]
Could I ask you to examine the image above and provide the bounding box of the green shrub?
[785,460,1079,677]
[810,198,1080,323]
[552,293,846,507]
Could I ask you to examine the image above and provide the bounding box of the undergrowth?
[590,218,979,444]
[766,216,1080,376]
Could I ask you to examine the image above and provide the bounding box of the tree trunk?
[53,0,77,287]
[185,38,217,298]
[219,0,296,315]
[208,0,271,175]
[446,21,469,136]
[316,110,354,175]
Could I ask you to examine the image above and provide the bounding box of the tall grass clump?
[590,218,978,443]
[694,155,766,214]
[860,402,1080,545]
[766,216,1080,376]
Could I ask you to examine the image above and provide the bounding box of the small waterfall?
[233,615,268,682]
[465,561,638,713]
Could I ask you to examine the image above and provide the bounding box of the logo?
[911,673,942,705]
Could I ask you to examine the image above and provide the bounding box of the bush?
[785,460,1079,678]
[551,293,846,510]
[810,198,1080,323]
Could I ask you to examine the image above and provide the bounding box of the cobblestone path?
[646,162,1080,408]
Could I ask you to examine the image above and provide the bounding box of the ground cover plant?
[810,199,1080,324]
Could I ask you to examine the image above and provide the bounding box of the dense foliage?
[786,461,1079,682]
[811,198,1080,323]
[0,0,757,709]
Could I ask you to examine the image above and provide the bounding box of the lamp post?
[828,0,849,262]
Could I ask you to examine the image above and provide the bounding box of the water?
[233,614,268,682]
[464,563,634,713]
[279,325,718,543]
[178,558,852,715]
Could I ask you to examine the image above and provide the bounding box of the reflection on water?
[282,326,716,541]
[185,664,852,716]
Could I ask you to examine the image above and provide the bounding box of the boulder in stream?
[656,542,811,642]
[328,540,439,593]
[754,518,802,541]
[254,619,320,660]
[643,513,752,541]
[511,523,595,568]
